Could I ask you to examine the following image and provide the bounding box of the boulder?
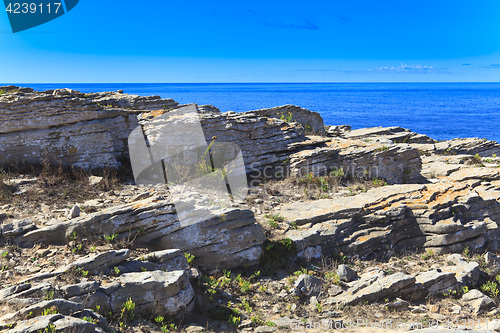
[337,264,357,282]
[293,274,324,297]
[103,270,195,316]
[462,289,496,315]
[335,272,415,305]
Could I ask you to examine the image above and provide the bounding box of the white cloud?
[376,63,435,72]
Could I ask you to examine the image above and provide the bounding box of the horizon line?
[3,81,500,85]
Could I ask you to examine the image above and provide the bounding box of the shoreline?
[0,86,500,332]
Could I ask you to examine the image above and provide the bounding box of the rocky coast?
[1,86,500,332]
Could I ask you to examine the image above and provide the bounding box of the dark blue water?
[19,83,500,142]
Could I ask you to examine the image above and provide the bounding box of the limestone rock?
[435,138,500,157]
[54,249,131,276]
[337,264,357,282]
[276,175,500,258]
[0,87,176,168]
[0,299,83,324]
[18,198,265,270]
[288,138,422,184]
[343,126,435,144]
[462,289,496,315]
[67,204,80,219]
[116,249,188,274]
[88,176,103,186]
[293,274,324,297]
[1,219,36,238]
[325,125,351,137]
[485,252,500,277]
[335,272,415,305]
[61,281,100,298]
[5,314,97,333]
[104,270,195,316]
[415,270,457,294]
[246,104,325,133]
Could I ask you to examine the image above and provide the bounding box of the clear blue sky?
[1,0,499,83]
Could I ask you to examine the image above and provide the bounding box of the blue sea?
[20,83,500,142]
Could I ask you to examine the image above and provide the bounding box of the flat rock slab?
[18,198,265,270]
[103,269,195,316]
[274,184,424,226]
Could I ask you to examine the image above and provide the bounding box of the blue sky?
[1,0,499,82]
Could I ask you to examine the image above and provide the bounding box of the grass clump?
[260,238,295,270]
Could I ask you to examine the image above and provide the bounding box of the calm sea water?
[21,83,500,142]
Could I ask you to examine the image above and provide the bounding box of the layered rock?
[244,104,325,133]
[136,105,308,179]
[342,126,435,144]
[288,138,423,184]
[435,138,500,157]
[275,168,500,259]
[327,256,483,306]
[0,249,195,332]
[17,197,265,270]
[0,87,177,168]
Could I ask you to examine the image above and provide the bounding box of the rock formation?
[1,86,500,332]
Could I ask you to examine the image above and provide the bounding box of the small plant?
[260,238,295,269]
[160,322,177,333]
[1,251,8,258]
[316,302,323,313]
[75,267,89,276]
[155,315,164,324]
[422,249,434,260]
[279,112,293,123]
[268,219,278,228]
[239,279,251,293]
[251,315,265,326]
[372,178,387,186]
[120,298,135,321]
[330,167,345,178]
[462,246,470,258]
[43,324,57,333]
[184,252,195,265]
[114,266,121,276]
[104,233,118,243]
[228,314,241,327]
[460,286,469,295]
[241,297,252,313]
[0,89,6,95]
[265,214,285,228]
[44,290,54,301]
[376,145,389,152]
[42,306,59,316]
[481,281,499,298]
[71,243,83,254]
